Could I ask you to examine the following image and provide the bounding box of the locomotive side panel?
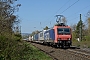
[53,26,58,43]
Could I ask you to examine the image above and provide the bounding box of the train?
[29,15,72,48]
[29,23,72,48]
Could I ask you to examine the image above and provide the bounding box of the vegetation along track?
[30,42,90,60]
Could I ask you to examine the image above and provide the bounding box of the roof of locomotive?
[53,26,71,29]
[54,23,71,28]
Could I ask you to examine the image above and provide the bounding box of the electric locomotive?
[53,23,72,47]
[44,15,72,48]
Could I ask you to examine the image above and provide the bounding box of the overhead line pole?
[80,14,82,41]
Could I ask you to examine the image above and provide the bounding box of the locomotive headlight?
[68,38,71,40]
[68,41,71,43]
[58,38,61,40]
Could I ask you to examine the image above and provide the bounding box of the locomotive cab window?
[57,28,70,35]
[64,28,70,33]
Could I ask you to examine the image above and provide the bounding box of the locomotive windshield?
[57,28,70,35]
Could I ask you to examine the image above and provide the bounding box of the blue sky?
[16,0,90,33]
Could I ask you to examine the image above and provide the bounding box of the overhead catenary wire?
[68,4,90,24]
[60,0,80,14]
[49,0,90,27]
[39,0,90,31]
[60,0,90,24]
[54,0,71,14]
[48,0,71,20]
[46,0,80,27]
[68,13,89,27]
[44,0,71,26]
[67,4,90,19]
[52,0,79,22]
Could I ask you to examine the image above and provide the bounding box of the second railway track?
[30,42,90,60]
[67,48,90,60]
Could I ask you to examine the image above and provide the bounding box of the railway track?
[30,42,90,60]
[67,49,90,60]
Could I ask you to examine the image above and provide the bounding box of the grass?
[24,42,52,60]
[72,39,90,48]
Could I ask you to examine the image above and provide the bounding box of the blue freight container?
[44,29,55,40]
[35,34,38,40]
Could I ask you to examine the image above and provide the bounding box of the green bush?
[0,35,52,60]
[0,35,23,60]
[85,36,90,41]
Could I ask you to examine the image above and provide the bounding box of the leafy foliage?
[85,10,90,36]
[0,0,24,60]
[71,13,90,48]
[30,30,40,36]
[43,26,49,30]
[72,20,85,40]
[0,0,21,35]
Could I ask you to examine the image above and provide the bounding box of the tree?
[70,24,77,40]
[0,1,22,60]
[70,24,76,31]
[43,26,49,30]
[75,20,81,38]
[0,0,21,36]
[86,11,90,35]
[74,20,86,40]
[30,30,40,36]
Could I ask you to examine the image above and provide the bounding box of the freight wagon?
[33,34,38,41]
[44,29,55,45]
[38,30,46,43]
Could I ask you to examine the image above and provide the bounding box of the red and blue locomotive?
[44,23,72,48]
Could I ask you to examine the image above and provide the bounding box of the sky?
[15,0,90,33]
